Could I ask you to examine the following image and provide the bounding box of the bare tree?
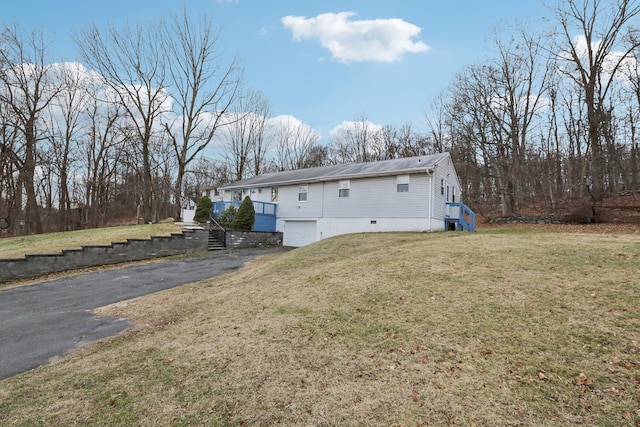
[221,89,271,181]
[161,11,242,220]
[623,45,640,192]
[553,0,640,203]
[0,109,20,234]
[80,91,126,228]
[380,122,433,159]
[44,63,92,230]
[0,25,64,234]
[274,115,322,170]
[440,22,550,217]
[484,26,551,214]
[183,156,231,197]
[329,116,381,164]
[444,63,503,213]
[247,91,271,176]
[75,22,170,223]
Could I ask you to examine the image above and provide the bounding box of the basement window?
[339,180,350,198]
[397,175,409,192]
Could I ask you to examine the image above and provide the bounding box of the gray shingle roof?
[220,153,450,190]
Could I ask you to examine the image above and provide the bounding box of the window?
[298,184,308,202]
[397,175,409,192]
[440,179,445,195]
[271,187,278,202]
[446,185,450,201]
[452,187,456,203]
[339,180,350,198]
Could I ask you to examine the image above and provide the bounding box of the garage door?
[283,221,317,247]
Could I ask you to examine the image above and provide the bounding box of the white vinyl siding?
[323,174,430,218]
[276,182,324,219]
[433,159,460,220]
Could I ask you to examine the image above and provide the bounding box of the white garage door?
[283,221,317,247]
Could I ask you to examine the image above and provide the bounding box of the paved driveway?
[0,248,287,380]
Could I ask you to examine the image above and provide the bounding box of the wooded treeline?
[1,0,640,236]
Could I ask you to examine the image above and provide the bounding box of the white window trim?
[298,184,308,202]
[397,175,409,192]
[339,180,350,198]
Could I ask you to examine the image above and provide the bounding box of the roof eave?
[220,166,435,191]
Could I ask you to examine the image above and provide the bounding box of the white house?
[218,152,475,247]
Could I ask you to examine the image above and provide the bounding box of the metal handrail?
[209,215,225,231]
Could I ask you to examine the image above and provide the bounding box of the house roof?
[220,152,451,190]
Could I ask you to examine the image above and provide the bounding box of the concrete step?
[207,233,225,251]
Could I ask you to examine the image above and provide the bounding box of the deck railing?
[445,202,476,232]
[212,200,277,232]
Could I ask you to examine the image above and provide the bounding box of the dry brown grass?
[0,223,183,260]
[1,228,640,426]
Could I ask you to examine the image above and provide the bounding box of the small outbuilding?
[218,152,475,247]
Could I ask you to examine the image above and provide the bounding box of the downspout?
[428,168,434,232]
[320,182,325,240]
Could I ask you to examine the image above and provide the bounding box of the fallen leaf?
[412,391,419,402]
[574,373,593,386]
[538,372,547,380]
[480,348,493,356]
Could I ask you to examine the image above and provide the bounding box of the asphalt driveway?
[0,248,287,380]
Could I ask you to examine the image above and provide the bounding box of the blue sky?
[3,0,550,141]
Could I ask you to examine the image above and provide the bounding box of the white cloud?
[281,12,430,63]
[268,114,307,129]
[329,119,383,138]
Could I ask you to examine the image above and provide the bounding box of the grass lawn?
[0,223,183,260]
[1,226,639,425]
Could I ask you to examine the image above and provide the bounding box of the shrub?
[217,204,237,228]
[193,196,213,223]
[231,196,255,231]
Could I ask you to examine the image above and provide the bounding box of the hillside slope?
[1,230,639,426]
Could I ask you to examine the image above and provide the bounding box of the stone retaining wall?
[226,230,283,248]
[0,229,209,283]
[487,214,563,225]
